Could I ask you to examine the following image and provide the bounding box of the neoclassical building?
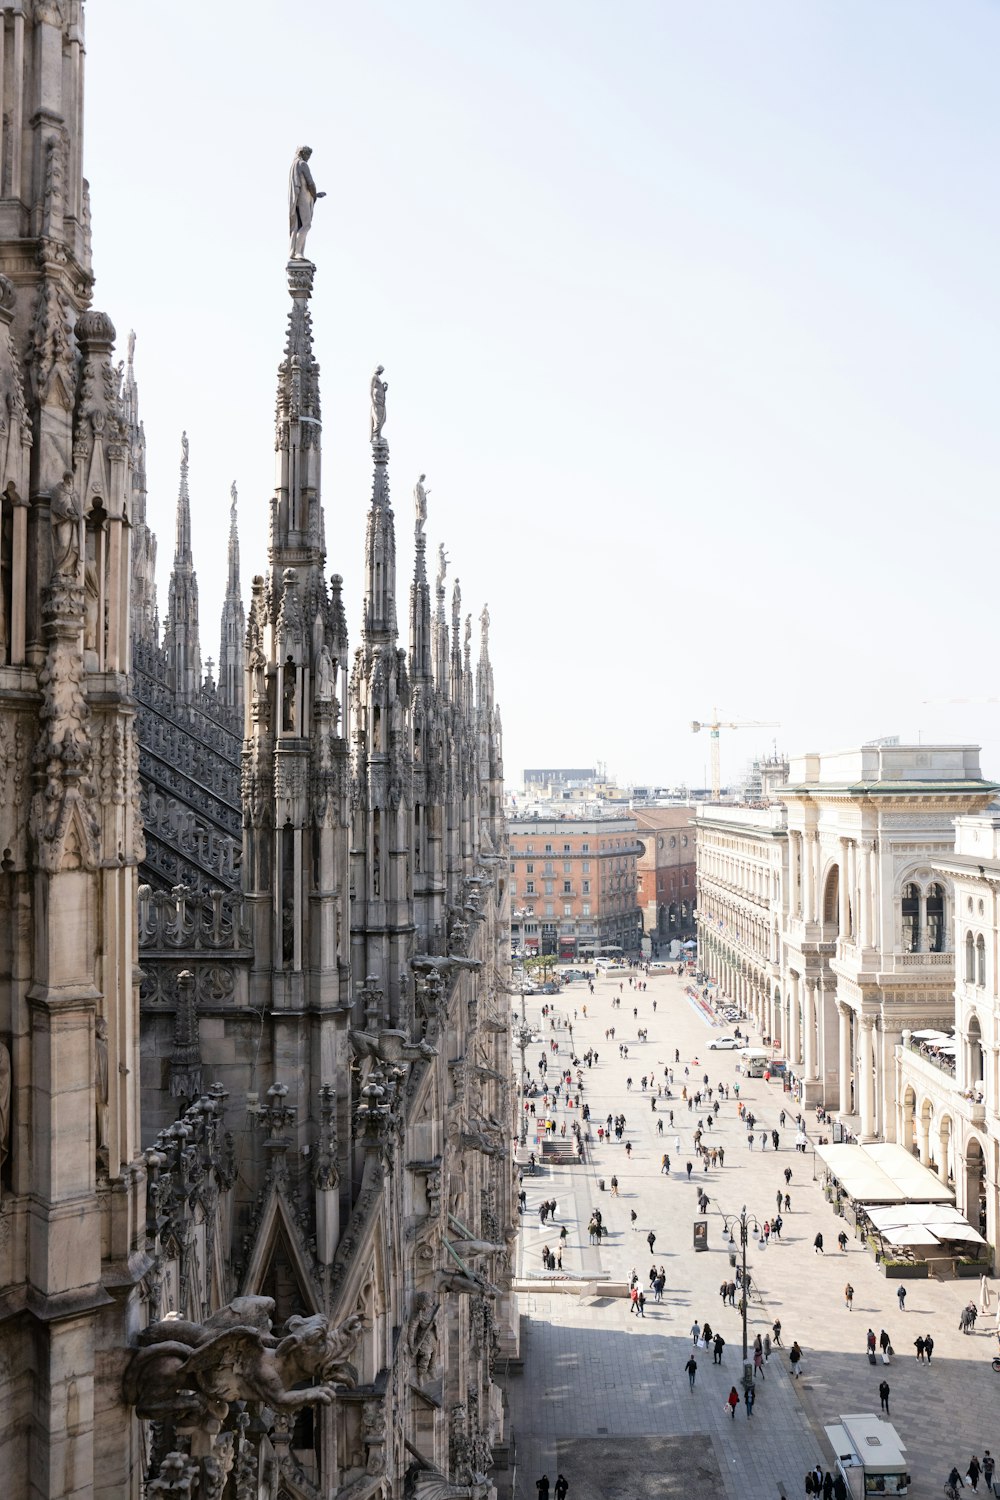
[697,745,998,1143]
[0,6,514,1498]
[895,811,1000,1258]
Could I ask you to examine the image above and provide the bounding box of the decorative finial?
[370,365,387,443]
[288,145,325,261]
[230,480,238,515]
[414,473,429,535]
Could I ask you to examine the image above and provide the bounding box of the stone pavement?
[505,968,999,1500]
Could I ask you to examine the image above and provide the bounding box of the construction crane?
[691,708,781,800]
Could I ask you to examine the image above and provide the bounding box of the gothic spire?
[218,480,245,717]
[162,431,202,702]
[270,259,325,589]
[432,543,449,694]
[409,474,432,684]
[361,365,397,645]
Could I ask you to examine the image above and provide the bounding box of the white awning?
[815,1141,954,1203]
[864,1201,985,1246]
[911,1029,951,1040]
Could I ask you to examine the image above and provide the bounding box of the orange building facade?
[509,814,643,958]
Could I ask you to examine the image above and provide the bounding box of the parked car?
[709,1035,739,1051]
[539,982,560,995]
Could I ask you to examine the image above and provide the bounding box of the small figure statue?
[316,641,335,701]
[413,474,429,533]
[288,145,325,260]
[480,603,490,642]
[370,365,387,442]
[49,472,79,577]
[95,1016,109,1156]
[436,544,448,589]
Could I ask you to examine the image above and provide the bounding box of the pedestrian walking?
[555,1477,569,1500]
[647,1230,657,1253]
[630,1286,639,1316]
[637,1291,645,1318]
[845,1284,854,1310]
[777,1189,783,1213]
[838,1230,849,1252]
[814,1232,824,1254]
[969,1457,982,1493]
[610,1175,619,1197]
[924,1334,934,1363]
[685,1354,698,1389]
[784,1166,793,1186]
[744,1383,755,1418]
[773,1318,783,1346]
[630,1209,638,1230]
[879,1329,891,1357]
[822,1474,834,1500]
[727,1385,739,1419]
[690,1320,701,1346]
[686,1161,693,1181]
[897,1284,906,1311]
[833,1477,847,1500]
[536,1478,550,1500]
[866,1328,877,1355]
[713,1333,725,1364]
[982,1453,994,1491]
[763,1331,771,1361]
[789,1340,802,1378]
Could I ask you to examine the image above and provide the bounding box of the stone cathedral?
[0,6,515,1499]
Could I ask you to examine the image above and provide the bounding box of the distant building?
[509,813,643,958]
[634,807,698,947]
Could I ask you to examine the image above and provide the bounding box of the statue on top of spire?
[436,544,448,591]
[230,480,238,513]
[414,474,429,534]
[370,366,387,443]
[288,146,325,260]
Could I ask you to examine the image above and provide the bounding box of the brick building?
[634,807,698,948]
[509,813,643,959]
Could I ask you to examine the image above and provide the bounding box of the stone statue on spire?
[370,365,387,442]
[436,544,448,591]
[288,146,325,260]
[230,480,238,513]
[414,474,429,534]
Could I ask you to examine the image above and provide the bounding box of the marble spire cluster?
[130,237,510,1496]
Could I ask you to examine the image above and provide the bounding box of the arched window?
[966,932,976,983]
[969,1013,985,1084]
[926,883,944,953]
[901,883,919,953]
[976,934,986,988]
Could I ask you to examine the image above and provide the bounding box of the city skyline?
[86,1,1000,785]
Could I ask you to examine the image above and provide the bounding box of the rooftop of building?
[783,743,997,796]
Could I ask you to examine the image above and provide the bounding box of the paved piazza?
[508,968,997,1500]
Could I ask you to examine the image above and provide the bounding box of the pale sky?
[85,2,1000,791]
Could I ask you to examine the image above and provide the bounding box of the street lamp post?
[720,1203,763,1382]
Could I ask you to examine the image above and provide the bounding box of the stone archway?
[966,1135,987,1238]
[917,1096,934,1165]
[823,867,840,936]
[901,1085,916,1155]
[937,1113,954,1185]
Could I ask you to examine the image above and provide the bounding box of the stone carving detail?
[30,275,73,405]
[349,1025,438,1066]
[124,1299,365,1433]
[288,146,324,261]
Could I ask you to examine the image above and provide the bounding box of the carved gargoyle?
[405,1464,489,1500]
[349,1026,438,1065]
[437,1266,499,1299]
[412,954,482,975]
[124,1305,366,1435]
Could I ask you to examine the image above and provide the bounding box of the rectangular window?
[526,844,534,854]
[545,862,554,876]
[564,904,572,917]
[582,902,591,916]
[526,863,534,873]
[545,844,553,853]
[583,880,590,894]
[563,844,571,854]
[545,902,554,917]
[526,882,535,894]
[582,843,590,853]
[582,861,590,874]
[563,881,572,894]
[545,880,554,895]
[563,861,572,874]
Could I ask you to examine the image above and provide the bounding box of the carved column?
[859,839,872,950]
[802,831,814,924]
[838,840,850,937]
[838,1003,853,1116]
[859,1017,876,1140]
[803,977,817,1081]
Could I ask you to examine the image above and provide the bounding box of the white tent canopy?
[864,1201,986,1247]
[815,1141,954,1204]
